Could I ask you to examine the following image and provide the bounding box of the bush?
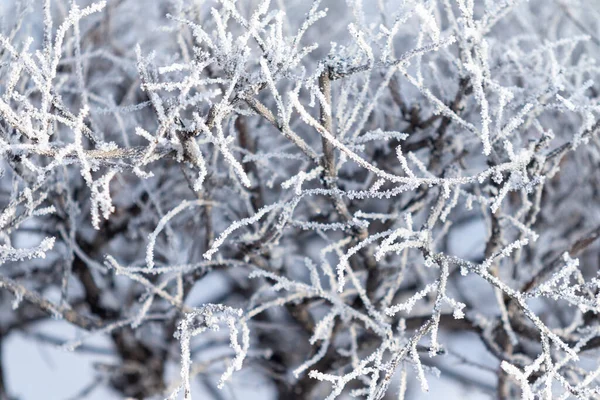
[1,0,600,399]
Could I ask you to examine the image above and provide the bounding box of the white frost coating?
[146,200,210,268]
[0,0,599,399]
[169,305,248,399]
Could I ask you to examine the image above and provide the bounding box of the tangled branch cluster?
[1,0,600,399]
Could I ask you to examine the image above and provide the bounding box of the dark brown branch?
[0,275,102,330]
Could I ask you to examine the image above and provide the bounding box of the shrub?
[1,0,600,399]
